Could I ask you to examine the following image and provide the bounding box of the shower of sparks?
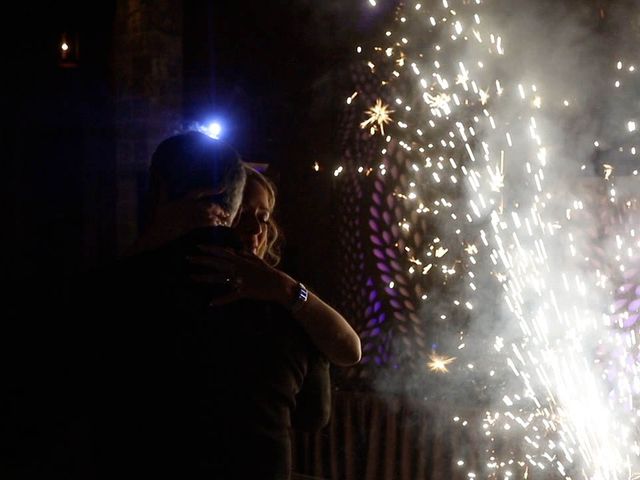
[348,0,640,478]
[428,353,457,373]
[360,99,395,135]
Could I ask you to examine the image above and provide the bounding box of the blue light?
[204,122,222,139]
[191,119,227,140]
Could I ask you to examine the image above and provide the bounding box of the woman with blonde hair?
[192,165,362,367]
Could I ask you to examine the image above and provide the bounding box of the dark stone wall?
[1,2,118,279]
[112,0,184,252]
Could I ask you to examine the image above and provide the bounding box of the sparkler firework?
[343,0,640,478]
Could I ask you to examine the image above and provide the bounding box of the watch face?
[291,283,309,313]
[298,284,309,301]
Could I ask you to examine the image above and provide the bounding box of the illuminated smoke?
[346,0,640,478]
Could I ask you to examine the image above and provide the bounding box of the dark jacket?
[74,229,330,479]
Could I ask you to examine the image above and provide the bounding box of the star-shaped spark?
[423,92,452,115]
[479,88,490,105]
[427,353,456,373]
[456,72,470,90]
[494,272,507,283]
[465,243,479,255]
[360,99,395,135]
[456,64,470,90]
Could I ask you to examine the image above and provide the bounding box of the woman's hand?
[189,245,362,366]
[188,245,295,306]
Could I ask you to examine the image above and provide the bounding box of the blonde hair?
[244,166,283,266]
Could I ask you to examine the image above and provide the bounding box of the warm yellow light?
[427,353,456,373]
[360,99,395,135]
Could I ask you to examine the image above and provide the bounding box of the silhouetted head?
[148,131,246,219]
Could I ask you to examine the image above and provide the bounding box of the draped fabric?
[292,391,484,480]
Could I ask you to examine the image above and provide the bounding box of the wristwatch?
[289,282,309,313]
